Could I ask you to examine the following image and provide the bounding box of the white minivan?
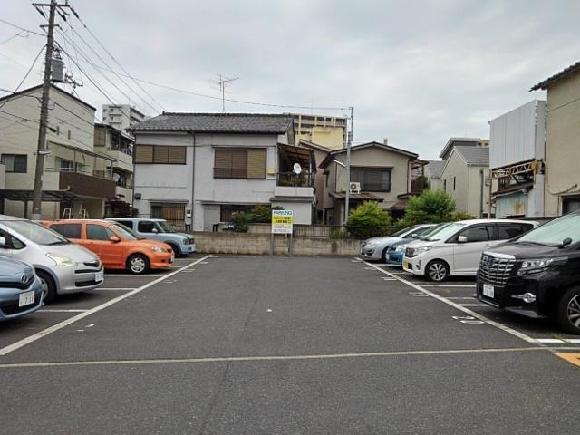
[402,219,538,281]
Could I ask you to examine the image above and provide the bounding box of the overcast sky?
[2,0,580,159]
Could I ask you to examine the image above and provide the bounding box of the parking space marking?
[533,338,580,344]
[447,297,477,300]
[95,287,136,291]
[363,260,538,344]
[423,284,475,288]
[0,256,210,357]
[0,346,549,369]
[38,309,89,313]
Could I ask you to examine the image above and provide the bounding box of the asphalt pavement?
[0,255,578,434]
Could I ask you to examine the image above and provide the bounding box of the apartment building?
[102,104,146,133]
[292,113,346,150]
[0,84,115,219]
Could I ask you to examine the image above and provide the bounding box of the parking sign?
[272,209,294,234]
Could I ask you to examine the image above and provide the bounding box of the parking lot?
[0,255,579,434]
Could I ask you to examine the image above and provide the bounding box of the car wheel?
[556,287,580,334]
[127,254,150,275]
[36,269,56,304]
[167,243,181,257]
[426,260,449,282]
[381,247,389,263]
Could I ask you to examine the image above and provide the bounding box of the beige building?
[531,61,580,215]
[93,123,135,216]
[0,84,115,219]
[439,145,490,217]
[292,113,346,150]
[319,141,421,225]
[102,104,146,133]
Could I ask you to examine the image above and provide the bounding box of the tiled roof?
[131,112,293,133]
[530,60,580,91]
[426,160,445,178]
[454,145,489,165]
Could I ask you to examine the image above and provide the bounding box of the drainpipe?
[190,131,196,231]
[479,169,484,218]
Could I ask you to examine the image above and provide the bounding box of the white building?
[102,104,146,132]
[131,112,315,231]
[0,84,116,219]
[489,100,547,218]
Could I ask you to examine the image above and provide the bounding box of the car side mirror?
[151,227,159,234]
[458,235,468,243]
[110,236,121,243]
[410,233,418,237]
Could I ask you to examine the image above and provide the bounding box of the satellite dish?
[293,163,302,175]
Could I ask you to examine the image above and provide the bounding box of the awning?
[330,192,383,201]
[0,189,85,202]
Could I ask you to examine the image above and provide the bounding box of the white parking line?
[94,288,135,291]
[532,338,580,344]
[0,256,210,357]
[423,284,475,288]
[363,260,537,344]
[0,346,550,369]
[447,297,477,300]
[38,309,89,313]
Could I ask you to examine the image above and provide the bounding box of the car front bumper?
[179,243,197,254]
[0,278,45,321]
[360,246,382,260]
[149,252,175,270]
[52,265,104,295]
[388,251,404,265]
[402,255,425,275]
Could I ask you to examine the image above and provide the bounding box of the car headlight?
[46,253,75,267]
[151,246,164,253]
[407,246,431,257]
[182,238,189,245]
[517,258,555,276]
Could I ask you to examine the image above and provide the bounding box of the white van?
[0,215,103,302]
[402,219,537,281]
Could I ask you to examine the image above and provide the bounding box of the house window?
[1,154,27,173]
[350,167,391,192]
[214,148,266,179]
[67,130,71,140]
[134,145,186,164]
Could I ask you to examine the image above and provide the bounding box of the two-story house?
[131,112,315,231]
[0,84,116,219]
[439,139,490,217]
[318,140,421,224]
[531,60,580,215]
[93,123,135,216]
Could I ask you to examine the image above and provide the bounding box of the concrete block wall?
[191,232,362,256]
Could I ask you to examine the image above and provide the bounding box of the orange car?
[43,219,174,274]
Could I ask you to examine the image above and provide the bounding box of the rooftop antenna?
[216,73,238,112]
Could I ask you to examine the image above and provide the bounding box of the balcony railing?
[277,171,313,187]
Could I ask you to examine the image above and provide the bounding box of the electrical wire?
[0,44,45,111]
[0,18,44,36]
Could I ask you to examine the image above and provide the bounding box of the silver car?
[360,224,437,262]
[0,215,103,303]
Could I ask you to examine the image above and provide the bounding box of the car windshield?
[2,220,70,246]
[422,222,465,241]
[411,226,436,238]
[392,227,413,237]
[517,213,580,246]
[156,221,176,233]
[111,224,138,240]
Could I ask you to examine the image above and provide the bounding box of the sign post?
[272,209,294,255]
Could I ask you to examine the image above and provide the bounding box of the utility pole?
[31,0,57,220]
[344,106,354,226]
[216,74,238,113]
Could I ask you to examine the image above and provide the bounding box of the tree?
[346,201,393,239]
[403,189,457,225]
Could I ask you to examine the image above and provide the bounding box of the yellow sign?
[272,209,294,234]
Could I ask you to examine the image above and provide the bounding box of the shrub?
[346,201,392,239]
[450,210,473,221]
[252,205,272,223]
[231,211,252,232]
[403,189,456,225]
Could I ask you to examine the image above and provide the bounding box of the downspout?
[190,131,196,231]
[479,168,484,218]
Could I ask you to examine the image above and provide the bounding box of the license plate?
[95,270,104,283]
[483,284,494,298]
[403,261,411,270]
[19,291,35,307]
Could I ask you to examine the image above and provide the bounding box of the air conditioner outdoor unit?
[349,182,361,194]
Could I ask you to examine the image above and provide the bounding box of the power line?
[0,45,45,111]
[0,18,44,36]
[67,1,165,113]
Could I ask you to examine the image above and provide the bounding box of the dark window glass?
[497,224,526,240]
[0,228,24,249]
[1,154,27,173]
[51,223,82,239]
[459,225,489,243]
[87,224,112,241]
[115,220,133,230]
[138,221,157,232]
[351,168,391,192]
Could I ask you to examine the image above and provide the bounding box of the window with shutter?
[231,150,247,178]
[247,149,266,179]
[153,146,169,163]
[134,145,153,163]
[167,146,186,164]
[214,149,233,178]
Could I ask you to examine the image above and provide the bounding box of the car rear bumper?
[180,244,196,254]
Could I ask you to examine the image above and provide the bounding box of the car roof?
[455,218,538,225]
[48,219,115,226]
[107,217,165,222]
[0,214,28,221]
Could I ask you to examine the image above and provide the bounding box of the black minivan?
[476,211,580,334]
